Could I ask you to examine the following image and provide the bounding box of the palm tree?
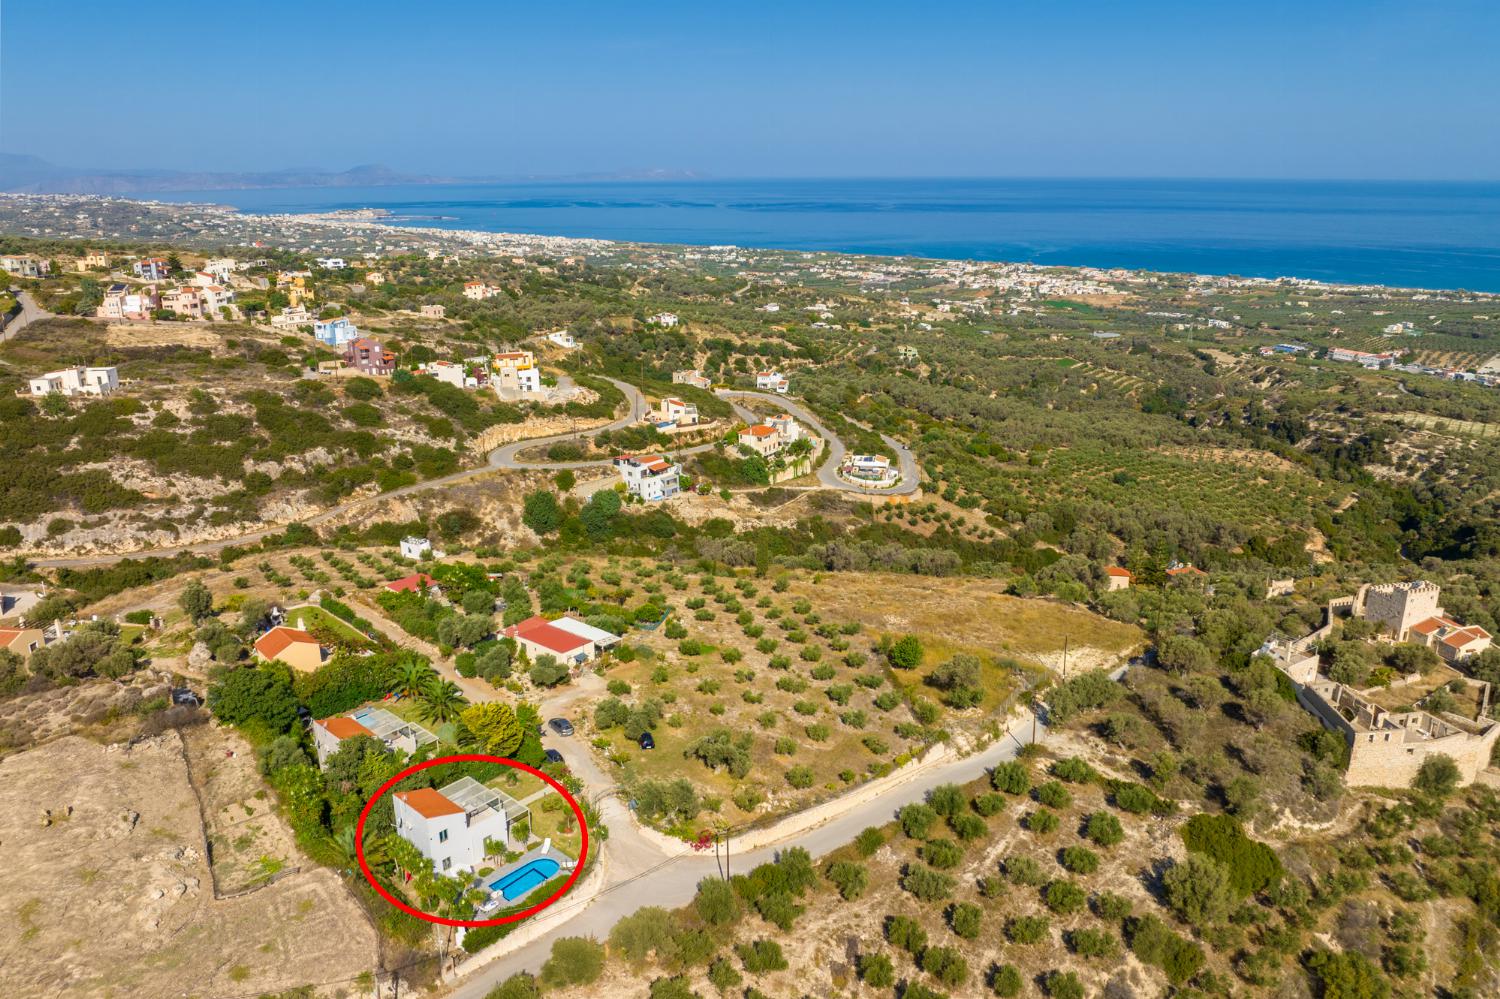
[417,677,467,725]
[393,656,430,700]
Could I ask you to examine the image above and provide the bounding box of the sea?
[151,178,1500,293]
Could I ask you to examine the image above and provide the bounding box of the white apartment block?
[315,257,347,270]
[2,255,51,278]
[29,366,118,398]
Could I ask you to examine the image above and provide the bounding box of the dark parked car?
[547,717,575,737]
[544,748,565,764]
[638,731,656,750]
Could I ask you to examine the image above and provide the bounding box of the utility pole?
[1062,635,1070,679]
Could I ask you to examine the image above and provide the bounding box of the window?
[441,857,451,871]
[438,829,448,843]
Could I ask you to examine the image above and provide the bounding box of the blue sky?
[2,0,1496,179]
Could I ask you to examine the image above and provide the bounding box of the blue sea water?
[153,178,1500,292]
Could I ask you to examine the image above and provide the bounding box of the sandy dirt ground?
[0,732,379,998]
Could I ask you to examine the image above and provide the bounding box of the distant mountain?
[0,154,706,194]
[0,154,452,194]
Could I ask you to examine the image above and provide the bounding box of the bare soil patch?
[0,732,378,998]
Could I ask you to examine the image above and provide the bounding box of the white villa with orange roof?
[613,453,681,502]
[394,777,525,875]
[311,705,438,766]
[1104,566,1133,591]
[655,397,699,427]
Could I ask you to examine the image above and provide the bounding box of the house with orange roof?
[0,626,45,660]
[1409,615,1493,664]
[253,625,327,672]
[613,453,681,502]
[311,705,438,766]
[1165,562,1209,581]
[1104,566,1133,591]
[394,776,524,875]
[737,423,783,457]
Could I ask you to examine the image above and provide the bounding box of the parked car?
[544,748,565,764]
[548,717,575,737]
[638,731,656,750]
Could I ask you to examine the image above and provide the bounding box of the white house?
[756,371,789,394]
[314,317,360,347]
[613,453,682,502]
[311,706,438,767]
[419,360,475,388]
[203,258,238,282]
[463,281,497,300]
[133,258,170,281]
[842,454,899,485]
[394,777,523,876]
[270,305,313,330]
[315,257,348,270]
[655,397,699,427]
[766,414,802,442]
[1,255,51,278]
[546,330,578,349]
[29,366,119,398]
[648,312,679,327]
[400,536,433,559]
[672,369,711,390]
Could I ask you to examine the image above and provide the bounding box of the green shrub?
[1006,914,1050,944]
[1179,813,1283,897]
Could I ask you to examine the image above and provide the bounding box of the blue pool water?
[489,858,560,901]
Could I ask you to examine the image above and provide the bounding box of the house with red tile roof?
[502,615,620,667]
[1104,566,1133,591]
[1410,615,1493,664]
[383,573,440,595]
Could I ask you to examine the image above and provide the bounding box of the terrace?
[350,705,440,755]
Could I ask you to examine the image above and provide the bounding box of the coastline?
[3,184,1499,295]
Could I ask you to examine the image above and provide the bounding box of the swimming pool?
[488,857,561,901]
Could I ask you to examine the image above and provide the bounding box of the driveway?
[0,289,53,345]
[444,711,1045,996]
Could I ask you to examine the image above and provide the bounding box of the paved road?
[0,289,53,345]
[715,389,920,495]
[446,714,1045,997]
[30,380,915,570]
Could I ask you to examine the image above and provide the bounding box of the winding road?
[30,379,916,569]
[716,389,920,495]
